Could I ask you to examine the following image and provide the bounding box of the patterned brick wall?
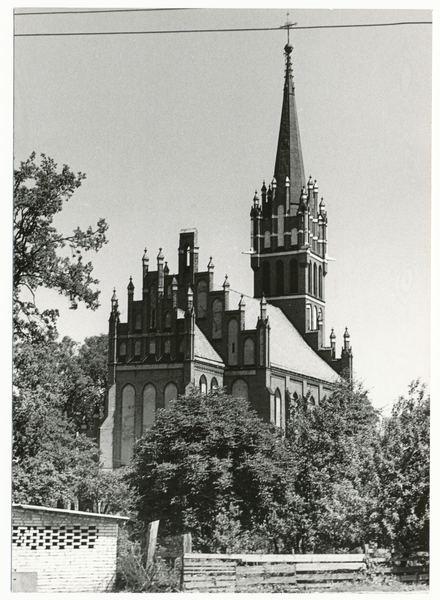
[11,505,128,593]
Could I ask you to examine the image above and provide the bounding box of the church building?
[100,43,353,469]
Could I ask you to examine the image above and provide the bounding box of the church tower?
[250,43,328,352]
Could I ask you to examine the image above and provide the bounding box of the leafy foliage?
[13,152,108,341]
[12,333,132,515]
[285,379,382,553]
[375,380,429,552]
[128,388,297,553]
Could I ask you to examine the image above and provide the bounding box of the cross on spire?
[281,12,297,44]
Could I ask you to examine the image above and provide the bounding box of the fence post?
[146,520,160,570]
[183,532,192,553]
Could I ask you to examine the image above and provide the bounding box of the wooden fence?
[182,551,429,592]
[148,527,428,591]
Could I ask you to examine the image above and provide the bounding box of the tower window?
[290,259,298,293]
[149,339,156,355]
[306,304,312,331]
[262,262,270,296]
[197,280,208,318]
[186,245,191,267]
[264,230,270,249]
[134,312,141,331]
[164,310,171,329]
[276,260,284,296]
[164,339,171,354]
[134,341,141,357]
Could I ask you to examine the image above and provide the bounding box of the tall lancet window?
[313,263,317,297]
[277,204,284,247]
[276,260,284,296]
[319,266,323,299]
[262,262,270,296]
[290,259,298,293]
[308,263,312,294]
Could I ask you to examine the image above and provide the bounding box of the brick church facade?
[100,43,353,469]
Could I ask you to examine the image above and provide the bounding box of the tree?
[12,334,132,514]
[13,152,108,341]
[375,380,429,552]
[285,379,382,553]
[127,388,297,553]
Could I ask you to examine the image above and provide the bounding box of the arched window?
[164,382,178,408]
[306,304,312,331]
[291,228,298,246]
[228,319,238,365]
[313,263,317,297]
[164,310,171,329]
[308,263,312,294]
[119,342,126,357]
[290,259,298,293]
[212,299,223,339]
[262,262,270,296]
[134,312,141,331]
[199,375,207,394]
[276,260,284,296]
[244,337,255,365]
[134,341,141,357]
[197,280,208,318]
[121,385,135,465]
[211,377,219,390]
[149,339,156,355]
[142,384,156,433]
[277,204,284,247]
[178,337,185,355]
[164,339,171,354]
[312,305,318,331]
[166,283,173,299]
[231,379,248,401]
[319,265,323,299]
[264,230,271,249]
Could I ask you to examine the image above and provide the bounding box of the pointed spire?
[127,277,134,293]
[260,293,267,320]
[223,275,230,290]
[111,288,118,311]
[274,43,306,206]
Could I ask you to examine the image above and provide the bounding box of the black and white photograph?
[11,5,431,593]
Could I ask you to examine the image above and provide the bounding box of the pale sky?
[11,5,432,415]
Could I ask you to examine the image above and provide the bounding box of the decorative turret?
[330,328,336,358]
[142,248,149,279]
[111,288,118,313]
[238,294,246,330]
[207,256,215,291]
[223,274,230,310]
[157,248,164,295]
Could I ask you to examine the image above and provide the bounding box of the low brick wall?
[11,504,129,593]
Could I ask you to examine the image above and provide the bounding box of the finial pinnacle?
[281,11,297,46]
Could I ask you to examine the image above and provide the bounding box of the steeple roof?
[274,43,306,205]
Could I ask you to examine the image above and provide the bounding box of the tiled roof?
[228,289,339,383]
[194,324,224,364]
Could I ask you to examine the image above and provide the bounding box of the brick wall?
[11,505,128,593]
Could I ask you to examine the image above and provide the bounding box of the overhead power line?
[14,21,432,38]
[15,8,195,16]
